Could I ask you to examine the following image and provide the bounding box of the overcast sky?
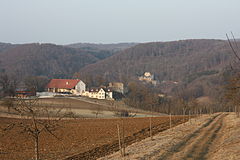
[0,0,239,44]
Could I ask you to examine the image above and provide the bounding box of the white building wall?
[75,81,86,95]
[97,89,105,99]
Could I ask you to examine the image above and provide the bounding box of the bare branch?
[1,97,62,160]
[226,33,240,62]
[231,31,239,50]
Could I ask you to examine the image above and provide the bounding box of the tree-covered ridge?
[78,39,236,99]
[0,43,123,80]
[80,39,232,82]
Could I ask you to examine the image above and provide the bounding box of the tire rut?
[182,114,225,160]
[155,113,227,160]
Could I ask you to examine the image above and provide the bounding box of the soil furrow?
[64,118,188,160]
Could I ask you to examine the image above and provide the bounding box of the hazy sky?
[0,0,239,44]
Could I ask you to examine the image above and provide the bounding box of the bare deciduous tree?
[225,33,240,117]
[0,73,18,97]
[1,97,62,160]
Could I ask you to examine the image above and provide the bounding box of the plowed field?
[0,116,188,160]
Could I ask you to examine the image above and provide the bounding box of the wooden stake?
[149,117,153,140]
[188,110,191,124]
[183,108,186,125]
[117,124,122,156]
[121,119,125,157]
[169,113,172,129]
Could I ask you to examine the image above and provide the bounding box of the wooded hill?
[67,42,138,52]
[79,39,236,98]
[0,42,135,80]
[67,42,137,60]
[0,42,17,53]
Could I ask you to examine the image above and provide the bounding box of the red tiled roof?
[46,79,80,89]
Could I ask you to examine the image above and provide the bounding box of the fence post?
[169,113,172,129]
[121,118,125,157]
[117,124,122,156]
[149,117,153,140]
[188,110,191,124]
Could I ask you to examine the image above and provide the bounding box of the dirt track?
[157,113,226,160]
[101,113,239,160]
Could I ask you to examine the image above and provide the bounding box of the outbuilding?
[46,79,86,95]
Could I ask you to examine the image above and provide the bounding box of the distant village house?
[82,88,113,100]
[46,79,86,95]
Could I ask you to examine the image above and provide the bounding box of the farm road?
[101,113,229,160]
[156,113,226,160]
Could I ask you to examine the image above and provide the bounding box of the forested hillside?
[0,43,100,79]
[0,42,137,80]
[79,39,236,98]
[0,39,236,99]
[67,42,137,52]
[0,42,17,53]
[67,43,138,60]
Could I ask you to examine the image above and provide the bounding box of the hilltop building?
[138,72,157,85]
[46,79,86,95]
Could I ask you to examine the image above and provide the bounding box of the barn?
[46,79,86,95]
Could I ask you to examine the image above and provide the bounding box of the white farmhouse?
[83,88,113,100]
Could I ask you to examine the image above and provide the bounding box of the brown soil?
[0,116,188,160]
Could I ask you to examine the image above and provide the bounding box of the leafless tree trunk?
[188,110,191,124]
[226,33,240,117]
[2,97,62,160]
[35,133,39,160]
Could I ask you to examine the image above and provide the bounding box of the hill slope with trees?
[79,39,235,98]
[0,39,236,99]
[0,43,135,80]
[67,42,138,60]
